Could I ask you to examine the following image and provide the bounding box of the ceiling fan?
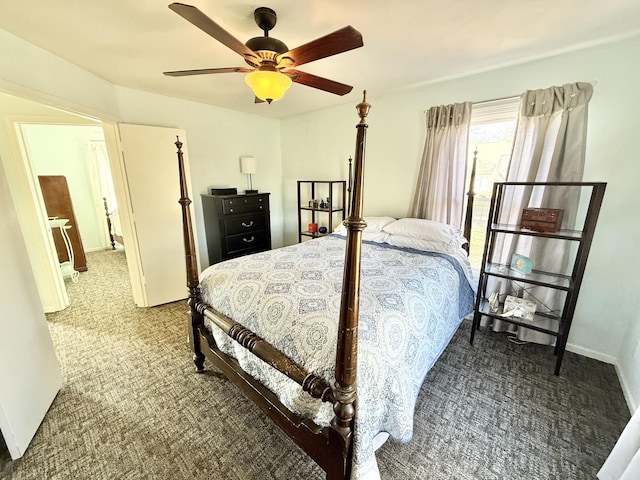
[163,3,364,104]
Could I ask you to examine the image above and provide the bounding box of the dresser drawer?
[226,230,270,254]
[222,195,268,215]
[224,214,267,235]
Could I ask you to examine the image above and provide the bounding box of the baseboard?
[566,342,617,365]
[566,342,635,414]
[614,364,637,414]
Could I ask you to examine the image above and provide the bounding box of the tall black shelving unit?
[297,180,346,243]
[470,181,606,375]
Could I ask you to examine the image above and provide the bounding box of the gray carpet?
[0,247,630,479]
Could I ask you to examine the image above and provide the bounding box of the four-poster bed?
[175,92,476,479]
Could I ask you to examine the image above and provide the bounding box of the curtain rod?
[423,94,520,113]
[424,80,598,113]
[471,80,597,107]
[472,94,521,105]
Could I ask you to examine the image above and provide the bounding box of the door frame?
[2,115,88,312]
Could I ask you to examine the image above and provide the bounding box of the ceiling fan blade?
[278,26,363,68]
[254,96,265,104]
[163,67,252,77]
[284,69,353,96]
[168,3,259,63]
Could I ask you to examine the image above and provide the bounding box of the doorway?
[1,90,198,312]
[0,92,128,312]
[20,123,118,257]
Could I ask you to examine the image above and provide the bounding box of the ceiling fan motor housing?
[245,7,288,56]
[254,7,277,32]
[245,36,288,55]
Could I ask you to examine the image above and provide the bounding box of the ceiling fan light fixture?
[245,69,292,104]
[165,3,362,101]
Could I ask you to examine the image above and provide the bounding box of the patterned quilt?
[199,234,475,479]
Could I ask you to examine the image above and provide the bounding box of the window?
[465,98,520,269]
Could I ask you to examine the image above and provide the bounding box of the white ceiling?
[1,0,639,119]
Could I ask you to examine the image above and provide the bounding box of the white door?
[0,163,62,459]
[117,124,195,307]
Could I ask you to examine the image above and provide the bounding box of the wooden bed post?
[329,91,371,477]
[102,197,116,250]
[175,137,205,372]
[463,147,478,253]
[347,155,353,216]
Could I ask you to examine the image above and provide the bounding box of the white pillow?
[385,234,459,255]
[363,231,390,243]
[333,216,396,234]
[382,217,463,246]
[332,229,390,243]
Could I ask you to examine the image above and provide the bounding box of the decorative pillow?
[382,217,464,246]
[333,216,396,234]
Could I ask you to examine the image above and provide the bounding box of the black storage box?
[210,187,237,196]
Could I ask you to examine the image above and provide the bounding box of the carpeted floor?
[0,247,630,479]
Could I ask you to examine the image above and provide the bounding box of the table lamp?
[240,156,258,193]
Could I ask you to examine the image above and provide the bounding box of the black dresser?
[201,193,271,265]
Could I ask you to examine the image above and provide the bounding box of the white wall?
[114,86,284,267]
[282,35,640,409]
[24,124,106,252]
[0,29,119,119]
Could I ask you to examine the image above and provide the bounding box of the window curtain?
[411,102,472,228]
[485,82,594,344]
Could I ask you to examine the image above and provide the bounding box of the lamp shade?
[245,70,292,103]
[240,156,257,174]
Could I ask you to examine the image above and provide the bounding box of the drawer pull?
[243,236,255,243]
[241,221,254,228]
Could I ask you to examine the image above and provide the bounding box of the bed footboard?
[192,313,352,478]
[197,302,334,402]
[175,92,371,480]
